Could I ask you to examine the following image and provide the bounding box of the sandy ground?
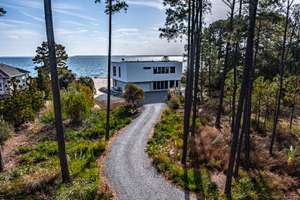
[93,77,108,98]
[93,77,125,107]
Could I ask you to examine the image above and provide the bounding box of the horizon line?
[0,54,184,58]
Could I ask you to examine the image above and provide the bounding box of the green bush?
[62,89,92,124]
[41,111,55,124]
[77,77,96,94]
[124,84,144,108]
[0,89,45,127]
[167,97,180,110]
[17,146,33,154]
[69,83,95,108]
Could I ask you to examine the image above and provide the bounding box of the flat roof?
[112,60,182,64]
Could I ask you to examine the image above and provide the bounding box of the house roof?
[0,64,30,78]
[112,60,182,64]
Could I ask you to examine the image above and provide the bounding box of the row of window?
[0,82,26,92]
[153,80,179,90]
[153,67,176,74]
[113,66,121,78]
[113,66,176,77]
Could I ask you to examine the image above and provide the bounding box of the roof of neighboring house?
[0,64,30,78]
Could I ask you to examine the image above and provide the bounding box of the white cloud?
[54,8,98,22]
[0,19,31,26]
[127,0,164,10]
[115,28,139,33]
[21,11,44,22]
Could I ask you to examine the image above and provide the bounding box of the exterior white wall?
[112,61,182,82]
[114,80,152,92]
[114,80,127,91]
[134,82,152,92]
[112,63,128,82]
[112,61,182,93]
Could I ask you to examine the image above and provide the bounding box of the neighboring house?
[112,60,182,93]
[0,64,30,96]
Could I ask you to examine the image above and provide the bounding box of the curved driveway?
[104,103,195,200]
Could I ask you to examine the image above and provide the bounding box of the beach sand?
[93,77,125,107]
[93,77,108,97]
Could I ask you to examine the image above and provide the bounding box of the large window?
[113,66,117,76]
[170,80,175,88]
[170,67,176,73]
[118,67,121,78]
[153,66,176,74]
[153,81,169,90]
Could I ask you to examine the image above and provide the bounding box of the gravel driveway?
[104,103,195,200]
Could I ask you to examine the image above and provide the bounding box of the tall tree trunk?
[234,123,244,177]
[208,58,212,97]
[43,0,70,183]
[270,0,291,155]
[182,0,193,164]
[242,21,261,170]
[0,147,4,172]
[215,0,236,129]
[105,0,113,141]
[264,109,268,131]
[225,0,258,197]
[191,0,203,137]
[257,95,261,129]
[289,103,295,130]
[231,0,243,131]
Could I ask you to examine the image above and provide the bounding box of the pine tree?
[225,0,259,197]
[182,0,194,164]
[215,0,236,129]
[43,0,70,183]
[0,8,6,16]
[191,0,204,137]
[270,0,294,155]
[94,0,128,141]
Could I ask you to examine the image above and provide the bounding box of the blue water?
[0,56,184,78]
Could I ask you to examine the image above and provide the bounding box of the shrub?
[77,77,96,94]
[62,89,92,124]
[0,89,45,127]
[124,84,144,108]
[55,164,99,200]
[58,67,76,89]
[41,111,55,124]
[167,97,180,110]
[17,146,33,154]
[69,83,94,108]
[0,119,12,145]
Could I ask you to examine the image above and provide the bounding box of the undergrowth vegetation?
[147,106,300,200]
[0,106,133,200]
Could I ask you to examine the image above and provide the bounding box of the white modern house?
[112,60,182,93]
[0,64,30,96]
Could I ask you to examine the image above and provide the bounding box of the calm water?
[0,56,184,78]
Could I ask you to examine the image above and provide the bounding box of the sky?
[0,0,293,57]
